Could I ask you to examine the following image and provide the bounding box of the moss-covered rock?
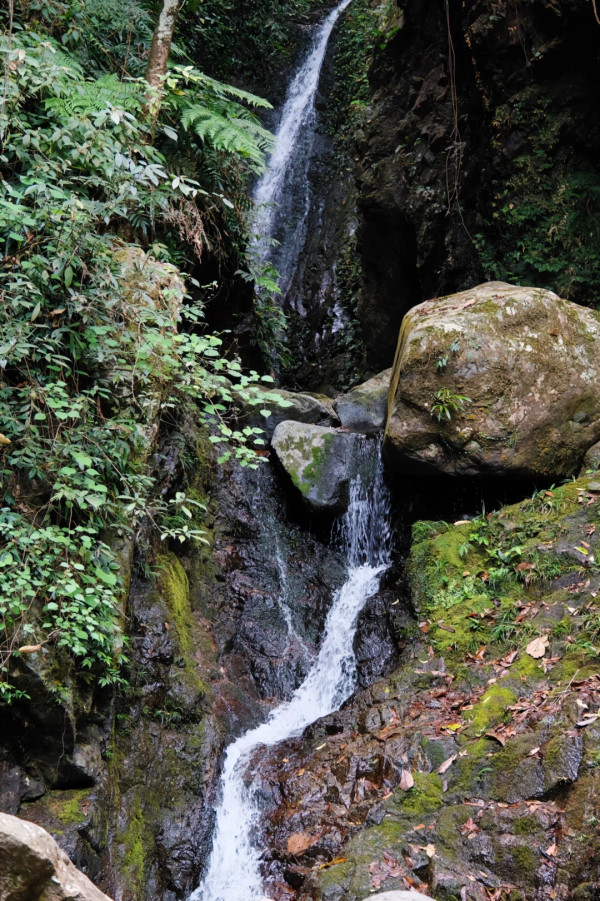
[271,421,364,512]
[385,281,600,480]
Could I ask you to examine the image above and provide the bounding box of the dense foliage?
[0,2,285,700]
[187,0,332,93]
[477,90,600,304]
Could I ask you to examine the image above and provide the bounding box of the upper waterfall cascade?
[189,440,392,901]
[251,0,354,306]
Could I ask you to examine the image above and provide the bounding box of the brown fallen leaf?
[485,731,506,746]
[17,643,42,654]
[287,831,321,856]
[423,843,436,858]
[460,816,479,836]
[545,843,558,857]
[576,713,600,728]
[526,635,549,659]
[437,753,458,774]
[399,769,414,791]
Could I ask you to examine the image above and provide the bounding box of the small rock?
[334,369,391,433]
[240,387,338,437]
[271,421,364,513]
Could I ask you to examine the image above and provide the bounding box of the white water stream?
[252,0,354,299]
[190,445,392,901]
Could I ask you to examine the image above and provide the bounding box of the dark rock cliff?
[287,0,600,390]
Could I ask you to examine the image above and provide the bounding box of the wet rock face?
[252,475,600,901]
[0,813,112,901]
[385,281,600,480]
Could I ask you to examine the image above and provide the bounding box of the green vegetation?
[430,387,472,422]
[186,0,331,92]
[0,2,286,700]
[477,90,600,304]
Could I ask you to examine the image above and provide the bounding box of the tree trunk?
[145,0,180,121]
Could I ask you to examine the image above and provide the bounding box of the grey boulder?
[0,812,112,901]
[334,369,392,433]
[271,421,363,513]
[385,281,600,479]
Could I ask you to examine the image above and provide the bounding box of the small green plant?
[430,388,472,421]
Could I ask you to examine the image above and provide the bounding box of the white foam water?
[251,0,354,299]
[190,442,392,901]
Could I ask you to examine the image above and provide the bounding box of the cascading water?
[252,0,354,305]
[190,440,392,901]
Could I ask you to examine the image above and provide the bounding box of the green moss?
[464,685,517,736]
[392,771,444,816]
[27,788,91,828]
[158,553,192,654]
[512,814,541,835]
[121,794,146,894]
[512,653,543,680]
[302,437,330,490]
[452,738,495,794]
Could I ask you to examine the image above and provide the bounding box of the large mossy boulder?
[334,369,392,434]
[271,421,362,513]
[0,813,112,901]
[385,281,600,479]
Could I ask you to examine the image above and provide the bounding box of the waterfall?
[190,440,392,901]
[251,0,354,304]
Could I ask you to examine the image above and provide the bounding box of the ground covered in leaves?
[257,475,600,901]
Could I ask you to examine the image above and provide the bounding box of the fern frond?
[171,65,273,110]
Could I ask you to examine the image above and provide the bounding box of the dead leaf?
[498,649,518,667]
[0,434,11,446]
[437,754,458,774]
[576,713,600,728]
[287,831,320,856]
[545,843,558,857]
[526,635,549,659]
[399,769,414,791]
[17,643,42,654]
[424,843,436,858]
[485,731,506,746]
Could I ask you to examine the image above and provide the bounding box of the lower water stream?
[190,441,392,901]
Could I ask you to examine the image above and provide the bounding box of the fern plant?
[166,65,275,174]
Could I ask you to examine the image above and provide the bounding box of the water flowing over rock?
[271,421,363,513]
[189,440,392,901]
[252,0,354,302]
[385,281,600,479]
[0,813,112,901]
